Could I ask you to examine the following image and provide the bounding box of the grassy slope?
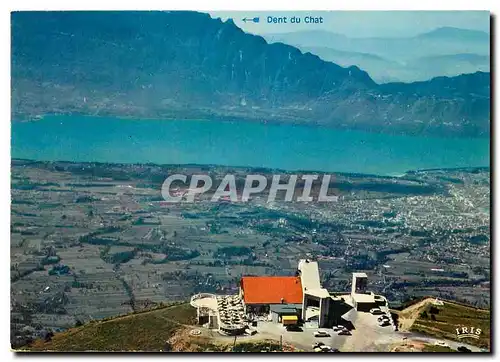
[422,344,457,352]
[25,303,196,352]
[410,301,490,349]
[21,297,490,352]
[22,303,292,352]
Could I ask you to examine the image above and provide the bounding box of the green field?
[411,301,490,349]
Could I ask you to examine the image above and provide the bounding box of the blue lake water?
[11,116,490,175]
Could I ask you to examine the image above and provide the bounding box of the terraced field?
[408,300,490,349]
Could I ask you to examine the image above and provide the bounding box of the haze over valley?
[264,27,489,83]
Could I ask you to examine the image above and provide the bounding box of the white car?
[434,341,450,348]
[312,342,325,349]
[332,325,344,331]
[314,330,330,337]
[370,308,384,315]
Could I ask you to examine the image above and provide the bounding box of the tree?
[44,331,54,342]
[429,306,440,315]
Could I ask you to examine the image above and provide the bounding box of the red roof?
[240,276,303,304]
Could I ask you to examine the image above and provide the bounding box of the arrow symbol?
[242,17,259,23]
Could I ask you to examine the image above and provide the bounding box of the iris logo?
[456,326,482,340]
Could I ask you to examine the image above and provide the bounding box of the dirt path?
[395,298,437,331]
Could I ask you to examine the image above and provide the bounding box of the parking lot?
[251,308,400,352]
[339,308,402,351]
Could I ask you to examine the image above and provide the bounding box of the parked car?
[314,330,330,337]
[286,324,302,332]
[457,346,472,352]
[434,341,450,348]
[378,320,390,327]
[338,329,351,336]
[370,308,384,315]
[378,315,389,322]
[312,342,325,349]
[332,325,344,331]
[320,345,332,352]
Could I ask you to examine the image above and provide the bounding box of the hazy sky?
[209,11,490,37]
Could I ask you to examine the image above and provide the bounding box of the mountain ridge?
[11,11,490,137]
[265,26,489,43]
[263,25,490,83]
[416,26,489,40]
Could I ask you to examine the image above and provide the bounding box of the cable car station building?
[238,259,387,328]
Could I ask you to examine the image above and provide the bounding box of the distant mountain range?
[11,11,490,137]
[300,46,489,83]
[264,27,490,83]
[265,27,490,60]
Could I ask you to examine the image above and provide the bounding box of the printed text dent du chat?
[267,15,324,24]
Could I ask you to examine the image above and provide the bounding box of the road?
[405,331,485,352]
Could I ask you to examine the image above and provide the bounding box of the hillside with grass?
[24,303,196,352]
[20,296,490,352]
[20,302,298,352]
[394,298,490,349]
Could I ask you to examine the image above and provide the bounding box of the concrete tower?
[351,272,368,295]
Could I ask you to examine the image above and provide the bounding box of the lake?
[11,116,490,175]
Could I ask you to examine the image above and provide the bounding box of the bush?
[429,306,440,315]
